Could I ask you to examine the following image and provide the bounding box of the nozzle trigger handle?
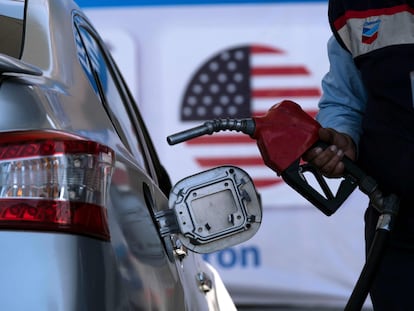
[281,158,358,216]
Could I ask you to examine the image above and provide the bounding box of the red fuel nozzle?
[252,100,321,174]
[167,99,371,216]
[167,100,321,176]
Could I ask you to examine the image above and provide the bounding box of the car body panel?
[0,232,129,310]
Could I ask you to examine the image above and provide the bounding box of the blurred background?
[76,0,372,309]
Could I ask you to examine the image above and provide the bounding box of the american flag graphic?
[180,44,320,188]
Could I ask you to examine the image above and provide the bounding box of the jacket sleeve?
[316,36,367,146]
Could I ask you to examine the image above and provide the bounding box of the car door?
[73,12,250,311]
[73,13,190,310]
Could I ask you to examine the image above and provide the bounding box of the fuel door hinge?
[155,209,180,237]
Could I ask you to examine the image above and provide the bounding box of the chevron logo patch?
[362,19,381,44]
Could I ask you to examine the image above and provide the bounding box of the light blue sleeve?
[316,36,367,146]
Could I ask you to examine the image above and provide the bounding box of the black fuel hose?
[345,195,399,311]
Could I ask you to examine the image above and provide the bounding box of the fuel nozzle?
[167,100,321,174]
[167,118,256,145]
[168,100,362,216]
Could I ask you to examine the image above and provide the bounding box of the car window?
[73,14,172,196]
[73,17,148,172]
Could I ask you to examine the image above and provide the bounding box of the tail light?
[0,130,114,241]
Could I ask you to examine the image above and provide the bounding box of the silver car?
[0,0,262,310]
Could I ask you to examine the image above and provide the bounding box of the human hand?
[303,128,356,178]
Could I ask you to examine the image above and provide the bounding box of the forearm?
[316,36,367,147]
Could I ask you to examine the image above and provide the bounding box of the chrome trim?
[0,53,42,75]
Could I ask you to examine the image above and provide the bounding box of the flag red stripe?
[251,66,310,76]
[252,88,321,98]
[253,178,284,187]
[185,134,256,145]
[307,110,318,118]
[196,156,265,166]
[250,45,284,54]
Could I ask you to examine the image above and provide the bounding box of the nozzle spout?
[167,118,255,145]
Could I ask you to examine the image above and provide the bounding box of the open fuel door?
[157,166,262,253]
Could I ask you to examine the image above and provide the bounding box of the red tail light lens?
[0,130,114,240]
